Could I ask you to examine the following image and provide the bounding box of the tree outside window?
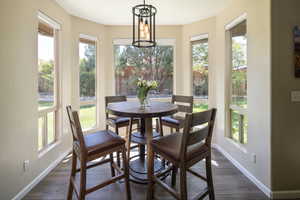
[114,45,174,97]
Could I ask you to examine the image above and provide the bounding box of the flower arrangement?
[136,78,158,109]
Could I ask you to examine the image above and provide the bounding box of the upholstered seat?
[161,115,185,128]
[106,117,139,127]
[151,132,209,163]
[84,130,125,156]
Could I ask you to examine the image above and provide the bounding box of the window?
[227,20,248,144]
[114,42,174,97]
[191,38,209,112]
[37,16,60,151]
[79,36,97,130]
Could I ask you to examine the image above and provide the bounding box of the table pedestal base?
[129,157,168,184]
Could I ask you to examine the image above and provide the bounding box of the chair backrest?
[171,95,193,114]
[105,96,127,118]
[180,108,217,160]
[66,105,85,148]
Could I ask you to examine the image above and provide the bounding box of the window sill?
[38,140,61,159]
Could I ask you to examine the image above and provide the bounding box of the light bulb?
[146,32,150,40]
[144,20,149,33]
[139,19,144,31]
[141,30,145,38]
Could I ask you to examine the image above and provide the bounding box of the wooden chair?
[148,109,217,200]
[66,106,131,200]
[157,95,193,135]
[105,96,139,166]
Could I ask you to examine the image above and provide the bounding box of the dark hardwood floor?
[24,148,269,200]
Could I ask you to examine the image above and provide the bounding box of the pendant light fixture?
[132,0,157,48]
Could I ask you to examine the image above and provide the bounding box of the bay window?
[79,36,97,130]
[37,13,60,151]
[114,39,174,97]
[191,37,209,112]
[227,18,248,144]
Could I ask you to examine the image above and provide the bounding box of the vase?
[137,88,148,109]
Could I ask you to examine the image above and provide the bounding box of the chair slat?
[187,126,209,146]
[105,96,127,106]
[172,95,193,104]
[177,104,191,113]
[191,110,213,127]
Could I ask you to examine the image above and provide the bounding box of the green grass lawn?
[193,103,209,112]
[79,104,96,130]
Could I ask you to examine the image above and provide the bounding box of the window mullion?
[43,114,47,148]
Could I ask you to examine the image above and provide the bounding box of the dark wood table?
[107,101,178,184]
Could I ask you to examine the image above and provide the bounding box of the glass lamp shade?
[132,2,157,48]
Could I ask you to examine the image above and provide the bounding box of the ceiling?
[55,0,232,25]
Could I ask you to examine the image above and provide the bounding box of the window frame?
[226,14,248,144]
[37,12,61,153]
[190,35,209,112]
[78,34,98,132]
[112,39,176,98]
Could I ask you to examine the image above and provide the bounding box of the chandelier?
[132,0,157,48]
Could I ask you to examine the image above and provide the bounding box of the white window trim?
[113,38,176,46]
[225,15,248,144]
[190,33,209,42]
[191,35,210,109]
[113,38,176,97]
[80,34,98,42]
[225,13,247,31]
[37,13,61,153]
[79,35,98,132]
[38,11,61,30]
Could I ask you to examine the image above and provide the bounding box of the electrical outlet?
[23,160,30,172]
[251,154,256,164]
[291,91,300,102]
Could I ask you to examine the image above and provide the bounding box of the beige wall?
[0,0,73,199]
[213,0,272,188]
[271,0,300,191]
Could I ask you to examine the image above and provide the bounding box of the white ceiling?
[55,0,232,25]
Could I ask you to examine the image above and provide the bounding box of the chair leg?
[67,151,77,200]
[171,166,177,187]
[180,167,188,200]
[79,159,87,200]
[122,147,131,200]
[206,155,215,200]
[126,118,133,161]
[147,150,155,200]
[110,153,115,177]
[115,127,121,167]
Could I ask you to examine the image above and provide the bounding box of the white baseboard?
[12,149,72,200]
[271,190,300,199]
[213,144,300,199]
[212,144,272,198]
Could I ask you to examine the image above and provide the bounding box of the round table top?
[107,101,178,118]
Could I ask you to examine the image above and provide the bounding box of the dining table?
[107,101,178,184]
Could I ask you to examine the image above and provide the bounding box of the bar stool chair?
[66,106,131,200]
[148,109,217,200]
[105,96,139,166]
[157,95,193,135]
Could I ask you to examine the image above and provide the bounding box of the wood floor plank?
[24,149,270,200]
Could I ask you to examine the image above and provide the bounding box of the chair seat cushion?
[106,117,139,127]
[151,132,209,162]
[84,130,125,156]
[161,116,185,128]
